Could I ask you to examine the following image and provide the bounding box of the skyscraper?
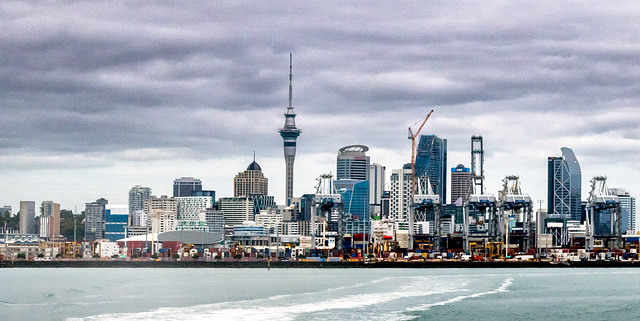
[609,188,636,234]
[84,198,108,241]
[369,163,386,217]
[390,167,412,223]
[19,201,36,235]
[279,54,301,205]
[41,201,60,239]
[337,145,370,180]
[173,177,202,197]
[129,185,151,226]
[450,164,472,204]
[234,157,268,197]
[415,135,447,203]
[335,145,370,220]
[547,147,582,221]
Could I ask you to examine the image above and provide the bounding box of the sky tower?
[279,54,301,205]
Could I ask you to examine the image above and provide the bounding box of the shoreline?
[2,260,639,268]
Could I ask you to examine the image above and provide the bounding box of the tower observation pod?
[279,54,301,206]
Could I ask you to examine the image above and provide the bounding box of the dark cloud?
[0,1,638,208]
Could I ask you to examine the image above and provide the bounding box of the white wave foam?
[407,277,513,312]
[69,276,467,321]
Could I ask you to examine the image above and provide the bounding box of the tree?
[60,210,84,242]
[38,253,45,258]
[17,253,26,259]
[0,210,19,231]
[151,254,158,259]
[172,254,180,260]
[92,254,100,259]
[234,254,243,260]
[192,254,200,260]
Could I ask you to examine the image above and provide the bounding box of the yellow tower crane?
[408,109,434,199]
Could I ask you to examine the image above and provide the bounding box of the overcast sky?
[1,1,638,214]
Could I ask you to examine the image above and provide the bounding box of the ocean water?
[1,268,639,320]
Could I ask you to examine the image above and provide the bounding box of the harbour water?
[1,268,639,320]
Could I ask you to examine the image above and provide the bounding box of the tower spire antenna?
[288,53,293,112]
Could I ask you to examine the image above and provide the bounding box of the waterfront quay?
[2,258,640,269]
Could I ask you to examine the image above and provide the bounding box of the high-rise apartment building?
[450,164,472,204]
[19,201,36,235]
[390,168,412,223]
[205,208,225,234]
[84,198,108,241]
[547,147,582,221]
[609,188,636,234]
[175,196,213,231]
[415,135,447,203]
[146,195,178,233]
[279,54,301,205]
[369,163,386,217]
[219,197,253,227]
[41,201,60,239]
[234,159,268,197]
[173,177,202,197]
[129,185,151,225]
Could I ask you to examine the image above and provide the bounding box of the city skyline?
[0,2,638,212]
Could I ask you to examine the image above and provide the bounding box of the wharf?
[1,260,639,268]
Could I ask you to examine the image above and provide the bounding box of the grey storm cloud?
[0,1,638,208]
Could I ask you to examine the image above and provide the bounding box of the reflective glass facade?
[415,135,447,204]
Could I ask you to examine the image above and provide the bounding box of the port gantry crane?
[497,175,533,256]
[407,109,434,250]
[412,176,442,252]
[313,174,344,254]
[586,176,622,250]
[463,136,498,255]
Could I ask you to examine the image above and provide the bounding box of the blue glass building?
[415,135,447,203]
[335,180,370,221]
[547,147,582,221]
[104,208,128,241]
